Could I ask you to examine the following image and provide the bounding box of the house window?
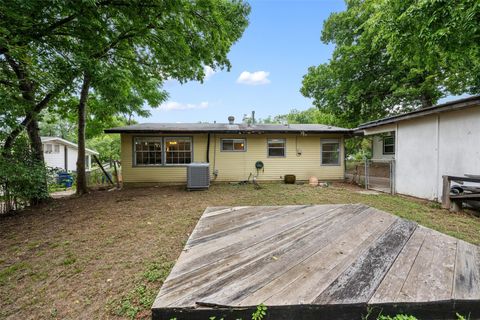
[165,137,192,165]
[54,144,60,153]
[221,139,246,152]
[321,139,340,165]
[44,144,53,153]
[383,135,395,154]
[267,139,286,157]
[134,137,163,166]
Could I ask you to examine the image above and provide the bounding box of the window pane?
[134,137,162,165]
[222,141,233,151]
[384,145,394,153]
[54,144,60,153]
[221,139,245,151]
[165,137,192,164]
[383,136,395,154]
[322,142,340,165]
[234,141,245,150]
[267,139,285,157]
[268,148,285,157]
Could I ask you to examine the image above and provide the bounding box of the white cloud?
[160,101,209,111]
[203,66,216,80]
[236,71,271,85]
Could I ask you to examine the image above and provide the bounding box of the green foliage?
[252,303,267,320]
[377,315,417,320]
[111,259,175,319]
[301,0,480,128]
[262,107,340,126]
[0,136,50,208]
[86,134,121,163]
[1,0,251,191]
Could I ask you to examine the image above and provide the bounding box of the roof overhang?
[357,95,480,130]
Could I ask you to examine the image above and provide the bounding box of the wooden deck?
[152,205,480,320]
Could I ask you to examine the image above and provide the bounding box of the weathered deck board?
[454,240,480,300]
[314,218,417,305]
[152,205,480,320]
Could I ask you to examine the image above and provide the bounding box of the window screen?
[267,139,286,157]
[321,140,340,165]
[221,139,246,151]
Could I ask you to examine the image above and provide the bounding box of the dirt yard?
[1,183,479,320]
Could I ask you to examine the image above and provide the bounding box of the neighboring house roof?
[104,123,352,134]
[357,95,480,130]
[41,137,99,155]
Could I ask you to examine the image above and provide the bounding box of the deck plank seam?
[164,205,370,306]
[165,204,353,283]
[242,210,398,306]
[186,205,311,247]
[395,228,428,303]
[193,206,380,306]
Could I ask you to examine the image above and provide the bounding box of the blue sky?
[139,0,346,124]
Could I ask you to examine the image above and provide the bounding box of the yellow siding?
[210,134,344,182]
[121,133,345,184]
[121,134,208,183]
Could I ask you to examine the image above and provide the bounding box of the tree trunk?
[26,118,44,163]
[26,118,49,204]
[76,72,91,195]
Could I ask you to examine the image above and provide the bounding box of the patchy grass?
[0,183,479,319]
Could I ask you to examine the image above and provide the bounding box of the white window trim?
[267,138,286,158]
[220,138,247,152]
[321,139,341,166]
[383,136,395,155]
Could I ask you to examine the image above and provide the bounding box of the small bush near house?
[0,136,50,213]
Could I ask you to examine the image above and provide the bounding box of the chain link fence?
[346,159,395,194]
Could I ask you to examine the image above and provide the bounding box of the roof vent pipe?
[228,116,235,124]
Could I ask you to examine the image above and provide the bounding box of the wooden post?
[113,160,120,189]
[364,158,369,190]
[441,175,451,209]
[93,155,114,185]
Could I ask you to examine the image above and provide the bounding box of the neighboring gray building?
[358,96,480,201]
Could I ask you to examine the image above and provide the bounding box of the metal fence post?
[364,157,368,190]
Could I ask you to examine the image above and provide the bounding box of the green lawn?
[0,183,478,319]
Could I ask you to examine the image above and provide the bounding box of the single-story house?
[105,118,353,186]
[41,136,99,171]
[357,95,480,201]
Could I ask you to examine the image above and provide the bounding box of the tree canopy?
[1,0,250,148]
[301,0,480,127]
[1,0,250,200]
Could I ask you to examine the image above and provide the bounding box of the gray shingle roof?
[357,95,480,130]
[105,123,352,134]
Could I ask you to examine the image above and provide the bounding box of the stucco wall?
[395,117,438,200]
[120,133,345,184]
[437,107,480,198]
[366,106,480,201]
[371,136,395,160]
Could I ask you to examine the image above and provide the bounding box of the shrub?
[0,136,50,212]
